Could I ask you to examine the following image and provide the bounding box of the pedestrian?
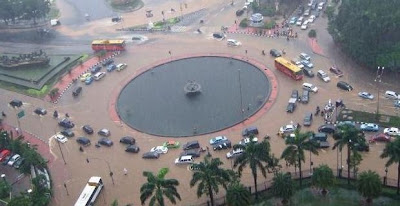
[65,113,69,118]
[79,146,84,152]
[123,168,128,175]
[321,110,324,117]
[1,111,6,117]
[53,110,58,118]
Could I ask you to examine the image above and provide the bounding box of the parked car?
[289,17,297,24]
[98,138,113,147]
[317,70,330,82]
[318,124,336,134]
[311,133,328,142]
[337,81,353,91]
[76,137,91,146]
[93,72,106,81]
[279,124,296,135]
[182,140,200,150]
[142,152,160,159]
[72,87,82,97]
[239,137,258,145]
[102,59,114,66]
[98,129,111,137]
[303,68,314,77]
[180,149,201,158]
[300,60,314,69]
[301,21,309,30]
[242,126,259,137]
[59,118,74,129]
[395,100,400,108]
[301,90,310,103]
[270,49,282,57]
[163,140,180,148]
[299,53,311,61]
[175,155,194,164]
[34,108,47,115]
[125,145,140,153]
[385,91,399,99]
[9,100,23,108]
[369,133,391,143]
[82,125,94,134]
[213,140,232,151]
[13,157,25,169]
[236,9,244,16]
[107,64,117,72]
[210,136,228,145]
[53,134,68,143]
[2,154,13,165]
[85,76,94,85]
[358,92,374,100]
[60,129,74,137]
[302,83,318,93]
[80,73,92,81]
[291,90,299,99]
[116,63,127,71]
[7,154,20,166]
[296,17,304,26]
[360,123,379,132]
[90,65,102,74]
[226,148,244,159]
[383,127,400,136]
[227,39,242,47]
[120,136,135,145]
[329,66,344,77]
[150,146,168,154]
[337,121,356,127]
[308,15,316,23]
[286,100,296,113]
[291,58,304,69]
[303,112,313,126]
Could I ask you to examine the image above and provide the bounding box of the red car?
[369,133,391,143]
[0,149,11,161]
[329,66,344,77]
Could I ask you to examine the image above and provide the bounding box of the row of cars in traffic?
[289,0,326,30]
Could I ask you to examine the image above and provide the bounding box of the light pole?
[309,150,313,175]
[374,66,384,120]
[384,167,388,185]
[64,182,69,196]
[86,157,114,185]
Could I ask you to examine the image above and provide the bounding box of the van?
[175,155,194,164]
[302,82,318,93]
[301,90,309,103]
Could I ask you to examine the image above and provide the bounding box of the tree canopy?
[0,0,50,25]
[329,0,400,72]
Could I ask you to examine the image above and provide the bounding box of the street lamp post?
[87,157,114,185]
[64,183,69,196]
[309,150,313,175]
[384,167,388,185]
[374,66,384,120]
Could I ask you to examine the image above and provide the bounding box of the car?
[125,145,140,153]
[107,64,117,72]
[212,140,232,151]
[286,102,296,113]
[337,121,356,127]
[76,137,91,146]
[9,100,23,108]
[308,15,316,23]
[299,53,311,61]
[318,124,336,134]
[307,0,314,7]
[226,148,244,159]
[303,9,310,16]
[85,76,94,85]
[98,138,113,147]
[279,124,296,135]
[303,112,313,126]
[93,72,106,81]
[303,68,314,77]
[209,136,228,145]
[296,17,304,26]
[302,83,318,93]
[180,149,201,158]
[142,151,160,159]
[318,2,325,10]
[150,146,168,154]
[34,108,47,115]
[270,49,282,57]
[227,39,242,47]
[236,9,244,16]
[329,66,344,77]
[60,129,75,137]
[291,90,299,99]
[289,17,297,24]
[383,127,400,136]
[300,60,313,69]
[242,126,259,137]
[102,59,114,66]
[213,33,225,40]
[116,63,127,71]
[120,136,135,145]
[395,100,400,108]
[369,133,391,143]
[354,141,370,152]
[385,91,399,99]
[239,137,258,145]
[301,90,309,103]
[311,133,328,142]
[182,140,200,150]
[291,58,304,69]
[2,154,13,165]
[13,157,25,169]
[90,65,102,74]
[175,155,194,164]
[315,10,321,18]
[58,118,74,128]
[360,123,379,132]
[82,125,94,134]
[297,8,303,15]
[317,70,330,82]
[80,73,92,81]
[98,129,111,137]
[53,134,68,143]
[337,81,353,91]
[163,140,180,148]
[7,154,20,166]
[301,22,308,30]
[358,92,374,100]
[72,87,82,97]
[111,16,122,22]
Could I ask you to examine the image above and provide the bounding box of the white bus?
[74,176,104,206]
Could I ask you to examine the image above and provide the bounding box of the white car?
[150,146,169,154]
[317,70,330,82]
[301,23,308,30]
[279,124,296,135]
[239,137,258,145]
[209,136,228,145]
[302,82,318,93]
[291,58,304,69]
[385,91,399,99]
[296,17,304,26]
[226,148,244,159]
[308,15,316,23]
[384,127,400,136]
[299,53,311,61]
[318,2,325,10]
[116,63,127,71]
[227,39,242,47]
[53,134,68,143]
[7,154,21,166]
[94,72,106,80]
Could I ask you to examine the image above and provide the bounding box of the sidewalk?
[308,38,325,56]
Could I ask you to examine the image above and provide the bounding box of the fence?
[196,167,399,206]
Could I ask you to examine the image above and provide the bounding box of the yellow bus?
[274,57,303,80]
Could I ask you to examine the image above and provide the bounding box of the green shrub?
[239,18,248,27]
[26,85,49,97]
[263,20,276,29]
[308,29,317,38]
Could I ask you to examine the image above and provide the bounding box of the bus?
[91,39,125,51]
[274,57,303,80]
[74,176,104,206]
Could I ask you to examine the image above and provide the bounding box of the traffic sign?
[17,110,25,119]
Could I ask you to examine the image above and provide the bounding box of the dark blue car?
[107,64,117,72]
[91,65,102,74]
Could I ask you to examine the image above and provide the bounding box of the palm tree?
[190,156,231,206]
[281,129,318,187]
[333,125,365,184]
[233,136,279,199]
[272,172,293,205]
[357,170,382,204]
[312,164,335,196]
[226,181,251,206]
[380,137,400,194]
[140,168,181,206]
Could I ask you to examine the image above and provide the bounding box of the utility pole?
[375,66,384,120]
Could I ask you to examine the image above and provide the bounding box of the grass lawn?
[338,109,400,128]
[109,0,143,11]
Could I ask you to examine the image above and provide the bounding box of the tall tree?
[380,137,400,194]
[312,164,335,196]
[281,129,318,187]
[233,136,279,199]
[190,156,231,206]
[272,172,293,205]
[357,170,382,204]
[226,181,251,206]
[333,125,365,184]
[140,168,181,206]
